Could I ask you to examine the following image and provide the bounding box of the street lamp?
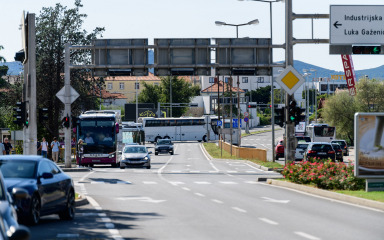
[215,19,259,38]
[215,18,259,149]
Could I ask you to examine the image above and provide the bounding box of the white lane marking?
[157,145,178,184]
[57,234,80,238]
[194,181,211,185]
[246,170,257,173]
[244,181,260,184]
[79,171,94,182]
[195,193,205,197]
[200,144,220,172]
[171,170,182,173]
[244,162,264,171]
[226,171,238,173]
[85,196,123,239]
[91,181,105,184]
[143,181,158,184]
[182,187,191,191]
[294,232,321,240]
[209,170,220,173]
[117,181,132,184]
[134,170,145,173]
[219,181,238,185]
[187,158,200,160]
[169,181,185,186]
[116,197,166,203]
[259,217,279,225]
[211,199,224,204]
[261,197,290,204]
[232,207,247,213]
[190,170,201,173]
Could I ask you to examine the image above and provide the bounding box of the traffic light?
[248,104,257,109]
[294,107,305,125]
[62,115,70,128]
[352,46,381,54]
[274,107,285,127]
[71,116,78,128]
[288,99,297,124]
[13,102,25,126]
[39,108,49,122]
[25,108,29,127]
[14,50,25,62]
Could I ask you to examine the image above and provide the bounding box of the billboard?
[355,112,384,178]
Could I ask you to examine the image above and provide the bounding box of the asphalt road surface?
[29,142,383,240]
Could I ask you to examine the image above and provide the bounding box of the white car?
[295,142,309,161]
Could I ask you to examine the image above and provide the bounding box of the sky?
[1,0,384,72]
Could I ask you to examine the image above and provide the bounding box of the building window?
[107,83,112,90]
[119,83,124,90]
[321,84,327,91]
[224,77,229,83]
[135,83,140,89]
[242,77,248,83]
[209,77,215,83]
[257,77,264,83]
[154,83,159,86]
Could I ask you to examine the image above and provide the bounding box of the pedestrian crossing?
[94,169,269,174]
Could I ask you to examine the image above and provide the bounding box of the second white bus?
[306,123,336,143]
[140,116,219,142]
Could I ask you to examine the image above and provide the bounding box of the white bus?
[306,123,336,143]
[140,116,219,142]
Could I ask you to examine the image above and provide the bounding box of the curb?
[62,167,92,172]
[75,194,89,207]
[267,179,384,211]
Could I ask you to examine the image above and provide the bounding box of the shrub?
[282,160,365,190]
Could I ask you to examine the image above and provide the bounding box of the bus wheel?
[111,163,117,168]
[203,135,207,142]
[164,136,170,139]
[154,136,162,142]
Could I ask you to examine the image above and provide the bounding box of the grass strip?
[334,190,384,203]
[203,142,282,169]
[241,128,282,137]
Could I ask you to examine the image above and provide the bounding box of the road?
[29,141,382,239]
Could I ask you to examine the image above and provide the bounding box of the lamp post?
[310,68,317,117]
[215,18,259,148]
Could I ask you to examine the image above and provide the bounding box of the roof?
[104,72,160,81]
[93,89,127,99]
[201,81,245,93]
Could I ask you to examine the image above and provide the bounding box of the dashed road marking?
[211,199,224,204]
[219,181,238,185]
[294,232,321,240]
[232,207,247,213]
[259,217,279,225]
[143,181,158,184]
[195,193,205,197]
[194,181,211,184]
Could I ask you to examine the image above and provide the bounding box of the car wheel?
[120,166,125,169]
[27,194,41,225]
[146,165,151,169]
[59,190,75,220]
[203,135,207,142]
[155,152,158,155]
[170,151,174,155]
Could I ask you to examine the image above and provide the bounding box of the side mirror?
[148,151,152,154]
[41,172,54,179]
[12,187,28,200]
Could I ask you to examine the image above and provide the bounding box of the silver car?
[295,142,309,161]
[120,145,152,169]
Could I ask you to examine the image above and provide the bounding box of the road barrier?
[219,140,267,162]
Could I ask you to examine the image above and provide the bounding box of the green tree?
[138,76,199,117]
[35,0,104,140]
[245,86,271,104]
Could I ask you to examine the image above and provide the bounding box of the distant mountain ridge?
[1,57,383,80]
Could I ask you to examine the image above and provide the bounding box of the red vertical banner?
[341,55,357,96]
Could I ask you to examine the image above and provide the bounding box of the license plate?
[318,152,326,155]
[92,159,101,162]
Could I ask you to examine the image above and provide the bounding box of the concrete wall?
[219,140,267,162]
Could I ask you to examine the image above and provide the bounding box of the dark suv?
[304,142,336,161]
[331,140,348,156]
[155,139,174,155]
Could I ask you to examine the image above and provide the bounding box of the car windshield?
[332,144,341,150]
[158,140,171,145]
[297,144,309,149]
[124,146,147,154]
[311,144,333,151]
[0,161,37,179]
[332,141,346,147]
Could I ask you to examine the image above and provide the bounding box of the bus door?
[175,126,182,141]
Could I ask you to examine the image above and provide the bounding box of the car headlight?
[109,154,115,158]
[144,157,149,161]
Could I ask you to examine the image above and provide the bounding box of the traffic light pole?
[64,44,72,168]
[285,0,296,164]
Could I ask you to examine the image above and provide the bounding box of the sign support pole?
[64,43,72,168]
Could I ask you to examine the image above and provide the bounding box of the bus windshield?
[314,126,335,137]
[79,118,116,154]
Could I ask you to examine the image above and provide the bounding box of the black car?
[155,139,174,155]
[331,143,344,162]
[0,155,75,225]
[304,142,336,161]
[331,140,349,156]
[0,171,30,240]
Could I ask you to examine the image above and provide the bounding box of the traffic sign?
[217,120,222,127]
[275,66,305,96]
[233,119,238,128]
[244,112,249,117]
[330,5,384,44]
[244,117,249,123]
[56,86,80,104]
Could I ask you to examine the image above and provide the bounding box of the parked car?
[155,139,174,155]
[304,142,336,161]
[0,155,75,225]
[275,140,284,160]
[331,143,344,162]
[120,145,152,169]
[0,171,30,240]
[331,140,349,156]
[295,142,309,161]
[295,136,311,143]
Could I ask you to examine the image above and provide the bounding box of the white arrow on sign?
[56,86,80,104]
[116,197,166,203]
[261,197,290,204]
